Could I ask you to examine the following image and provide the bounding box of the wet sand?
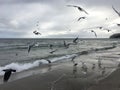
[0,60,118,90]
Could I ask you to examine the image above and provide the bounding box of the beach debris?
[67,5,89,15]
[77,16,86,21]
[91,30,97,37]
[112,6,120,17]
[2,69,16,82]
[51,74,66,90]
[33,30,41,35]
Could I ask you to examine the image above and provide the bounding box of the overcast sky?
[0,0,120,38]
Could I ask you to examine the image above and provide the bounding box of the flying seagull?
[46,59,51,63]
[71,56,77,62]
[63,41,71,49]
[77,17,86,21]
[73,36,79,44]
[49,49,58,54]
[103,28,111,32]
[112,6,120,17]
[117,23,120,26]
[96,26,103,29]
[91,30,97,37]
[67,5,89,15]
[28,43,35,53]
[3,69,16,82]
[33,30,41,35]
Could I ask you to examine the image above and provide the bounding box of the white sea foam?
[0,54,77,76]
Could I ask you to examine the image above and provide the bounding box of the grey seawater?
[0,38,119,66]
[0,38,120,84]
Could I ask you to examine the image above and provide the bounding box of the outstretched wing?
[80,8,89,15]
[112,6,120,17]
[66,5,79,8]
[91,30,97,37]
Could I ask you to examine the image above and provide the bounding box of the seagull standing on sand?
[67,5,89,15]
[91,30,97,37]
[2,69,16,82]
[112,6,120,17]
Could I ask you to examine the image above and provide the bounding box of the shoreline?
[0,59,118,90]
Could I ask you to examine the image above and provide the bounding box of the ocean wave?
[0,45,116,76]
[0,54,77,76]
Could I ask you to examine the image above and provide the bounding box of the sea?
[0,38,120,78]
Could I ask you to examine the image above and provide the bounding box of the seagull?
[74,63,78,66]
[67,5,89,15]
[49,44,53,50]
[73,36,79,44]
[33,30,41,35]
[28,43,35,53]
[117,23,120,26]
[49,49,58,54]
[77,17,86,21]
[96,26,103,29]
[112,6,120,17]
[71,56,77,62]
[46,59,51,63]
[91,30,97,37]
[3,69,16,82]
[103,28,111,32]
[63,41,71,49]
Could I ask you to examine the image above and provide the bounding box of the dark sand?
[0,61,118,90]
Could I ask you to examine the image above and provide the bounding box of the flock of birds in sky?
[32,4,120,38]
[2,3,120,84]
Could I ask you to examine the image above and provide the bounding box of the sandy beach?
[0,58,119,90]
